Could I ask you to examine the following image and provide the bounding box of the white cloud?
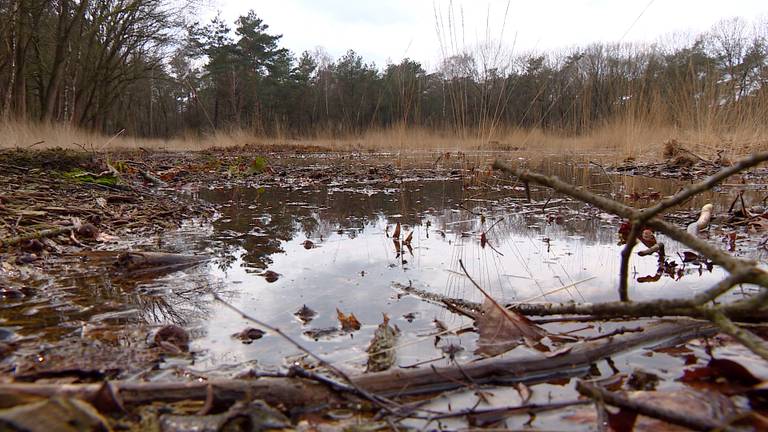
[208,0,768,70]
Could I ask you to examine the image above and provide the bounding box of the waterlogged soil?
[2,149,768,429]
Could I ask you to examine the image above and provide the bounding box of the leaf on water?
[681,251,701,262]
[474,297,549,356]
[480,232,487,248]
[564,388,737,432]
[640,229,656,248]
[232,327,266,344]
[637,273,662,283]
[366,314,399,372]
[262,270,280,283]
[392,222,401,239]
[294,304,317,324]
[336,308,361,331]
[681,358,761,391]
[433,318,448,333]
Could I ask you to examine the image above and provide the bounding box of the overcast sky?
[208,0,768,70]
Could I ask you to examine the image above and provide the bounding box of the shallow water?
[2,160,764,381]
[182,165,759,375]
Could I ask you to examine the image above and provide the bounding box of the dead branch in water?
[492,154,768,361]
[0,320,716,404]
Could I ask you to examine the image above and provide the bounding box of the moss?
[62,168,119,186]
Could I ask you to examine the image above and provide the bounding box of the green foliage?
[247,157,269,175]
[62,169,118,186]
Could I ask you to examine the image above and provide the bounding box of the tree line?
[1,1,766,139]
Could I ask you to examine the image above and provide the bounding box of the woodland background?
[0,1,767,147]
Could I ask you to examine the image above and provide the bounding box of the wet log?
[0,377,340,410]
[351,319,716,396]
[0,225,74,248]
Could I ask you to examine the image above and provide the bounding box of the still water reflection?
[189,167,751,374]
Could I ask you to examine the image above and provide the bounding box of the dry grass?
[2,120,766,163]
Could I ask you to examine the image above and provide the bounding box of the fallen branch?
[0,378,340,410]
[352,319,715,396]
[395,273,768,323]
[0,225,75,249]
[0,320,717,404]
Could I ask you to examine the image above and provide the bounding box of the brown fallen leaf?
[262,270,280,283]
[232,327,265,344]
[637,272,662,283]
[565,388,737,432]
[336,308,361,331]
[681,358,761,393]
[294,304,317,324]
[366,314,399,372]
[640,228,656,248]
[474,297,549,356]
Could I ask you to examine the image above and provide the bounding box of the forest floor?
[1,145,767,431]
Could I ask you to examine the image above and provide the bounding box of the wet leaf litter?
[1,147,768,430]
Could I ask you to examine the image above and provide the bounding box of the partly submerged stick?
[352,319,716,396]
[0,320,716,404]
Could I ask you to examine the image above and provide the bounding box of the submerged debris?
[152,325,190,353]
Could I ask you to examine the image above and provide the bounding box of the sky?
[208,0,768,71]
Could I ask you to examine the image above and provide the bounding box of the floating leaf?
[640,229,656,248]
[366,314,399,372]
[681,251,701,262]
[232,327,265,344]
[262,270,280,283]
[637,273,662,283]
[294,304,317,324]
[474,297,548,356]
[336,308,361,331]
[246,156,269,174]
[480,232,487,248]
[682,358,761,390]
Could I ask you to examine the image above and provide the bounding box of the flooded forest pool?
[3,155,767,429]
